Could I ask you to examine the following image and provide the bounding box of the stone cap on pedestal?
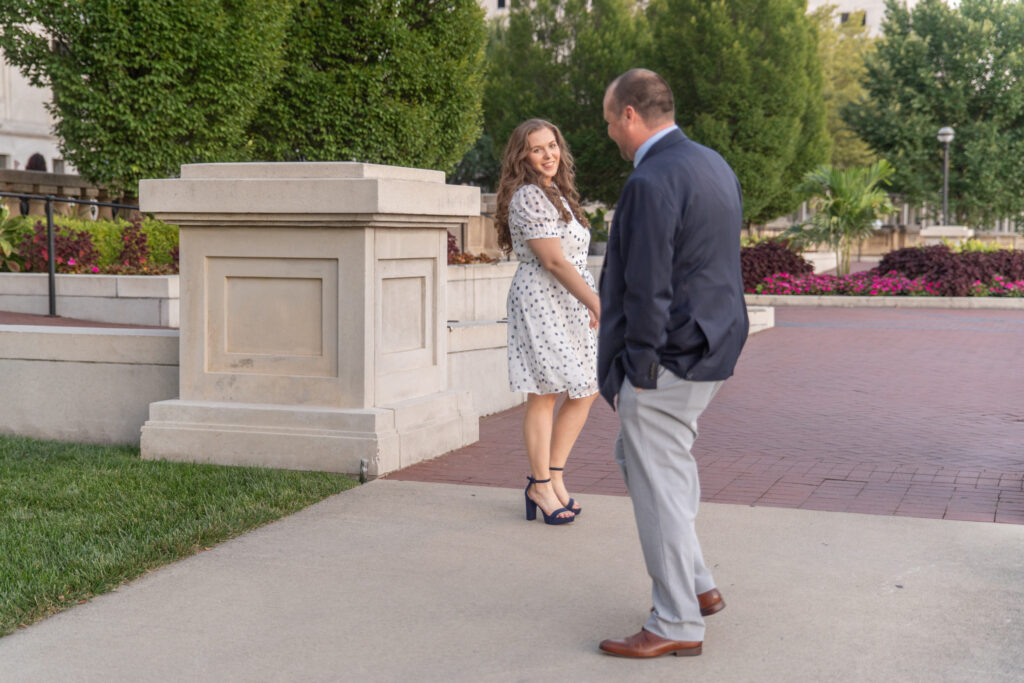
[180,162,444,183]
[919,225,973,238]
[139,161,479,222]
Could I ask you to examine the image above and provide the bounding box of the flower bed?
[745,243,1024,298]
[755,271,1024,297]
[971,276,1024,297]
[0,213,178,275]
[755,271,942,296]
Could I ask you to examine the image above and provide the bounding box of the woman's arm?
[527,237,600,328]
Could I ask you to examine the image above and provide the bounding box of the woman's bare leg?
[523,392,574,519]
[549,391,598,509]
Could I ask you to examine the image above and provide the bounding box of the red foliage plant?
[446,230,497,265]
[740,239,813,292]
[20,221,99,274]
[874,245,1024,296]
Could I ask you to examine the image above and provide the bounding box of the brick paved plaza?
[390,306,1024,524]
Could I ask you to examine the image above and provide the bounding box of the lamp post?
[937,126,955,225]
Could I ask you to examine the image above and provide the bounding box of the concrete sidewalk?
[394,307,1024,523]
[2,480,1021,682]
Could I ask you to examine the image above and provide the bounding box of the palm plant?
[0,206,24,272]
[787,160,895,275]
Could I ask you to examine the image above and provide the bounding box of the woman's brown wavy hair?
[494,118,590,254]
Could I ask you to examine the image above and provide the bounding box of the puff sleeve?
[509,184,563,240]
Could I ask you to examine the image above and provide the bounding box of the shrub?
[447,231,461,263]
[96,218,177,275]
[119,220,149,268]
[951,238,1006,253]
[740,239,813,293]
[141,218,179,266]
[247,1,486,174]
[0,206,27,272]
[8,215,179,272]
[20,222,100,274]
[446,230,497,265]
[873,245,1024,296]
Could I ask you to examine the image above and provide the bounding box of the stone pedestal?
[138,162,480,476]
[919,225,974,246]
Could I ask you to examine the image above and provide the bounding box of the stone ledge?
[0,327,179,445]
[747,306,774,335]
[0,274,180,327]
[0,325,178,364]
[447,320,507,352]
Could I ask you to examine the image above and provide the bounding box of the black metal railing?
[0,191,140,317]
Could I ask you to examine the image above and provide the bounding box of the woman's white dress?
[506,184,598,398]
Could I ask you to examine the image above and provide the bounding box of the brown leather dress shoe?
[599,628,702,658]
[698,588,726,616]
[649,588,726,617]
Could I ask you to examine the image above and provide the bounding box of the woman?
[495,119,600,526]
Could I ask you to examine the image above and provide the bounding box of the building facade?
[806,0,920,37]
[478,0,510,19]
[0,50,66,173]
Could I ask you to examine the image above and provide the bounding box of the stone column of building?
[138,162,480,477]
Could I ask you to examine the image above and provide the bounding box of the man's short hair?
[608,69,675,124]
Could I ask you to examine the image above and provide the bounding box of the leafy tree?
[811,6,877,169]
[787,161,895,275]
[482,0,648,205]
[0,1,290,198]
[646,0,831,225]
[843,0,1024,229]
[247,1,487,174]
[449,133,501,191]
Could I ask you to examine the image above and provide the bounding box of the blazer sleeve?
[616,176,675,389]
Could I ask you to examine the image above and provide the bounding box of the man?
[597,69,748,658]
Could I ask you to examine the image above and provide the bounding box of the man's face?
[603,89,633,161]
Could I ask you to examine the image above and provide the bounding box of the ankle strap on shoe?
[548,467,564,471]
[527,476,551,484]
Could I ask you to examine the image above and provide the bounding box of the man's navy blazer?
[597,127,748,407]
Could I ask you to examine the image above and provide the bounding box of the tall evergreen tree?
[811,7,877,169]
[0,0,290,197]
[247,0,487,174]
[482,0,648,204]
[843,0,1024,228]
[646,0,830,225]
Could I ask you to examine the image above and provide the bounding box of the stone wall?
[0,169,125,219]
[0,325,178,444]
[0,273,179,327]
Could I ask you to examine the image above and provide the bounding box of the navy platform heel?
[524,476,575,525]
[548,466,581,516]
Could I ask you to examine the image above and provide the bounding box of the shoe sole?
[599,645,702,658]
[648,600,725,617]
[701,599,725,617]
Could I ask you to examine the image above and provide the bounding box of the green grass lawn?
[0,435,357,637]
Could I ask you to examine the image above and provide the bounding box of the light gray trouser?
[614,367,723,642]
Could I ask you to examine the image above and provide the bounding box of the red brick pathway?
[390,306,1024,524]
[0,310,169,329]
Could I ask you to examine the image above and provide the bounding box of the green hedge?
[5,215,178,268]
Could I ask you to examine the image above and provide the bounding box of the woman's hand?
[588,303,600,329]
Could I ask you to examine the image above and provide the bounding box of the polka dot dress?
[506,183,598,399]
